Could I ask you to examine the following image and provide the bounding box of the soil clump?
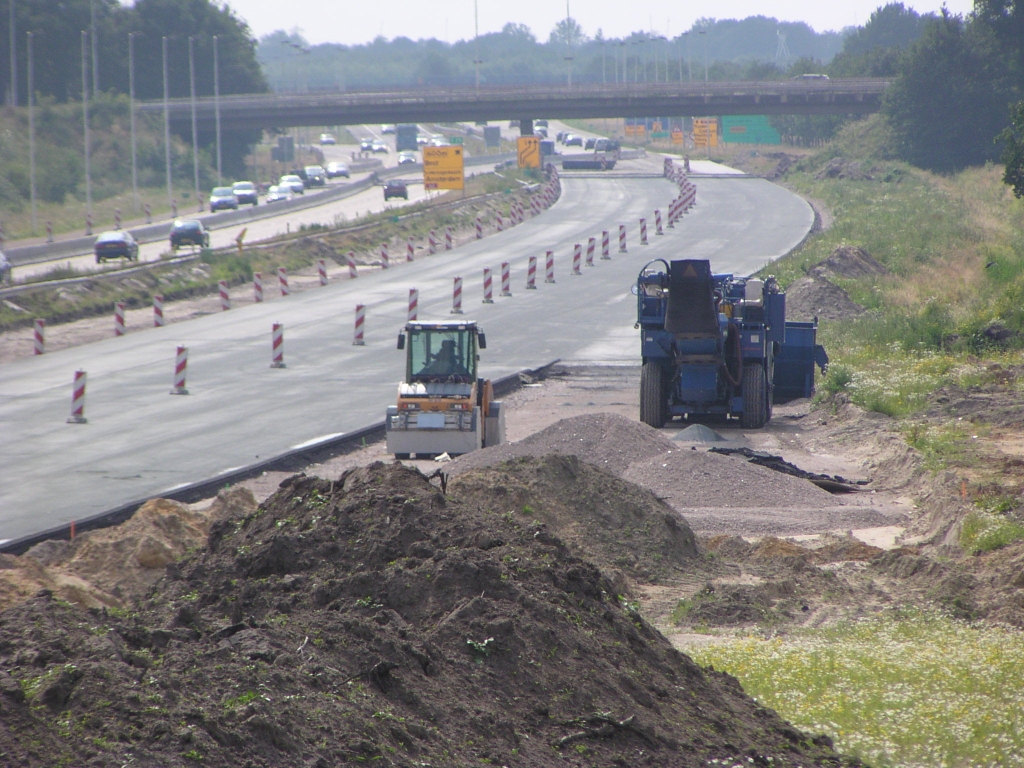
[0,463,857,767]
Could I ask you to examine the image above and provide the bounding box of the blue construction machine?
[635,258,828,429]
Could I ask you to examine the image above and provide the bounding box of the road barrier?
[67,370,88,423]
[144,203,151,224]
[406,236,415,262]
[500,262,512,297]
[445,226,453,250]
[154,295,165,326]
[408,288,418,321]
[170,346,189,395]
[586,237,596,268]
[278,267,290,296]
[271,323,286,368]
[347,252,357,279]
[428,230,438,255]
[451,276,464,314]
[475,216,483,240]
[496,212,504,232]
[482,267,494,303]
[171,199,178,219]
[114,209,122,230]
[619,225,627,253]
[655,209,663,235]
[602,230,611,260]
[545,251,555,283]
[45,221,53,243]
[527,256,537,289]
[85,213,93,236]
[318,259,328,286]
[219,280,230,311]
[353,304,366,345]
[380,243,389,269]
[572,243,582,275]
[640,217,648,245]
[114,301,126,337]
[33,319,44,355]
[253,273,264,303]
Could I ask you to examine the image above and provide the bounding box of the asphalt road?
[0,170,812,542]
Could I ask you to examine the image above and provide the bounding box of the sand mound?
[448,454,699,585]
[0,464,849,766]
[810,245,888,281]
[785,275,866,322]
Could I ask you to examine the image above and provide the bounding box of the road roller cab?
[386,321,505,459]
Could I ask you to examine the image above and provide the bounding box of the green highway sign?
[449,136,464,145]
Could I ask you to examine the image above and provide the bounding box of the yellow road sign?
[693,118,719,148]
[517,136,540,168]
[423,145,464,190]
[671,129,684,145]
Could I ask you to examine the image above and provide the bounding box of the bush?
[960,511,1024,554]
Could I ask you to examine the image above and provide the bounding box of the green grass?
[960,511,1024,554]
[690,611,1024,766]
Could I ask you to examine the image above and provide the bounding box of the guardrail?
[5,152,514,268]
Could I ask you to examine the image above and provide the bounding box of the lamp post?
[162,36,172,210]
[9,0,16,106]
[90,0,98,95]
[81,31,92,220]
[129,32,139,211]
[564,1,573,87]
[213,35,222,185]
[699,29,708,85]
[27,30,35,232]
[189,37,200,211]
[473,0,481,90]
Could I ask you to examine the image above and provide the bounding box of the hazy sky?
[222,0,976,46]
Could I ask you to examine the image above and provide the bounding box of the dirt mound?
[0,464,856,767]
[448,412,676,476]
[0,488,256,613]
[810,245,888,281]
[448,454,699,585]
[785,275,866,322]
[814,157,874,181]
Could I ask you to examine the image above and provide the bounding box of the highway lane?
[0,173,812,542]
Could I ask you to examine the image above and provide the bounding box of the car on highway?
[585,137,599,150]
[564,134,583,147]
[429,137,449,147]
[94,230,139,263]
[381,124,396,134]
[169,219,210,251]
[416,134,430,146]
[319,132,336,145]
[397,150,418,165]
[371,140,389,154]
[536,119,549,128]
[209,186,239,211]
[231,180,258,206]
[793,73,830,80]
[360,137,374,152]
[265,185,293,204]
[325,161,350,178]
[304,165,327,187]
[279,174,305,195]
[556,130,568,143]
[383,179,408,201]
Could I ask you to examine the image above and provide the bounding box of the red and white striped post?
[451,277,464,314]
[318,259,328,286]
[664,157,673,177]
[586,237,596,268]
[85,213,93,236]
[353,304,366,346]
[655,209,664,235]
[619,225,628,253]
[219,280,230,311]
[445,226,453,250]
[530,196,541,216]
[500,261,512,297]
[114,301,126,337]
[45,220,53,243]
[171,199,178,219]
[475,216,483,239]
[270,323,286,368]
[496,212,504,232]
[527,256,538,289]
[33,319,44,355]
[428,230,437,255]
[408,288,419,321]
[545,251,556,283]
[406,236,415,262]
[380,243,389,269]
[639,217,648,245]
[278,267,290,296]
[347,252,358,279]
[170,346,189,395]
[482,268,494,303]
[67,370,88,423]
[144,203,152,224]
[154,295,165,326]
[114,208,122,230]
[572,243,582,275]
[601,230,611,260]
[253,273,264,303]
[668,198,678,227]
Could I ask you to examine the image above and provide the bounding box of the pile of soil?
[0,488,257,613]
[448,454,699,585]
[813,158,874,181]
[809,245,888,281]
[785,275,866,322]
[0,463,857,767]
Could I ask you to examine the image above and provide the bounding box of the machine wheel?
[740,363,769,429]
[640,361,668,428]
[394,453,410,460]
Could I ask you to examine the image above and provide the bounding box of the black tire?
[640,361,668,428]
[740,362,769,429]
[394,453,410,460]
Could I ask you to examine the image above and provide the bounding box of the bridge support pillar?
[519,119,533,136]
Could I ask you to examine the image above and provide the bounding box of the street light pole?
[90,0,99,96]
[27,30,35,232]
[213,35,222,185]
[700,30,708,85]
[189,36,200,211]
[129,32,138,212]
[473,0,480,90]
[81,31,92,220]
[564,0,573,87]
[162,36,172,210]
[9,0,16,106]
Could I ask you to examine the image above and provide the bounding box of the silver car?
[266,185,293,203]
[279,174,305,195]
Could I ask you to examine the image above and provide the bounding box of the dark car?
[232,181,258,206]
[564,134,583,147]
[209,186,239,211]
[94,230,139,263]
[585,137,598,150]
[383,179,408,201]
[304,165,327,187]
[169,219,210,251]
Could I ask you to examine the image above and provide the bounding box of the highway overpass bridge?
[138,79,891,132]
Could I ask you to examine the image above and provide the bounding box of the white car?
[381,124,396,134]
[319,133,336,145]
[279,174,305,195]
[370,140,389,154]
[397,150,418,165]
[265,185,293,203]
